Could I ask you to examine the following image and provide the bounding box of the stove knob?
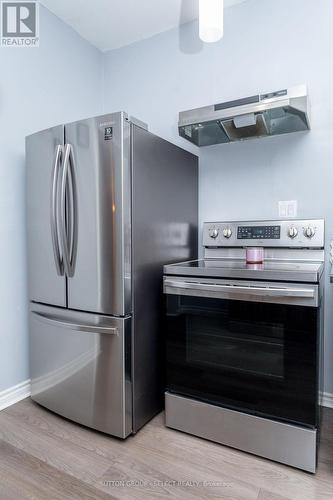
[288,226,298,239]
[209,228,219,239]
[304,226,316,238]
[223,227,232,238]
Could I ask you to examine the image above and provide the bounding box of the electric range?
[163,218,325,473]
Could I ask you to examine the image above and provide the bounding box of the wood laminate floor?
[0,399,333,499]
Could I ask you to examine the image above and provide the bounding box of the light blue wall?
[0,5,103,391]
[103,0,333,393]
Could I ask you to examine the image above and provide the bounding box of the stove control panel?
[204,219,324,248]
[237,225,280,240]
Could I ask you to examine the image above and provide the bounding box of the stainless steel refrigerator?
[26,112,198,438]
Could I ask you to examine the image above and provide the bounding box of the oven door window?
[187,313,284,379]
[165,294,319,427]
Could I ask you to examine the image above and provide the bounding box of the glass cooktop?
[164,259,324,283]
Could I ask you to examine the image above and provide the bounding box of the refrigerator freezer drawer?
[29,303,132,438]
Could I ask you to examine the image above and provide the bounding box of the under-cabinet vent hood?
[178,85,310,147]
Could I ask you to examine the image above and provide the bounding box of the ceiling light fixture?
[199,0,224,43]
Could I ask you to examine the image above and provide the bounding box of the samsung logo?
[99,121,113,127]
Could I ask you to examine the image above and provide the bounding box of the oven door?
[164,276,321,428]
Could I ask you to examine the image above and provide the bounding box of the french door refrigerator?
[26,112,198,438]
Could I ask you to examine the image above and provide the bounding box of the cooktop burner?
[164,259,324,283]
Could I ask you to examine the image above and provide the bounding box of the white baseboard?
[0,379,31,411]
[0,379,333,412]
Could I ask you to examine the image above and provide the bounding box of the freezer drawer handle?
[50,145,64,276]
[32,312,119,335]
[164,280,315,298]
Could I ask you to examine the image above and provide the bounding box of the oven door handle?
[164,280,315,299]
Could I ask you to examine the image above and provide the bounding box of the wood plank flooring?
[0,398,333,499]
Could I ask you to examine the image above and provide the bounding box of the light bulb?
[199,0,224,43]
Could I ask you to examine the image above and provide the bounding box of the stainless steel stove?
[163,219,325,473]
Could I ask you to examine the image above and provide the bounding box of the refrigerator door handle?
[66,144,78,277]
[50,145,64,276]
[60,143,78,278]
[32,311,119,335]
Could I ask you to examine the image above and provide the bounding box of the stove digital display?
[237,225,281,240]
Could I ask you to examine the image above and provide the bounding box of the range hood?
[178,85,310,147]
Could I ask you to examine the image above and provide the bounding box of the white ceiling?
[41,0,248,52]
